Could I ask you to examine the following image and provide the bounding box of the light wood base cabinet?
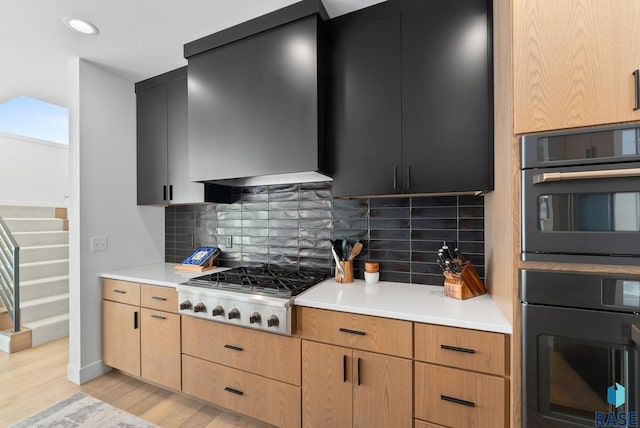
[415,363,507,428]
[182,354,301,428]
[302,340,412,428]
[102,279,181,391]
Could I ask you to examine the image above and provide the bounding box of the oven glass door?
[523,305,639,428]
[522,161,640,264]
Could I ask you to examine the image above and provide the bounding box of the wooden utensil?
[349,241,363,260]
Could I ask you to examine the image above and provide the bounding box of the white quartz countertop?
[294,279,512,334]
[98,263,228,288]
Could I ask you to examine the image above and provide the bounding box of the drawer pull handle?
[134,311,138,329]
[151,296,167,301]
[343,355,347,383]
[151,314,166,320]
[224,344,244,352]
[440,344,476,354]
[224,387,244,396]
[339,328,366,336]
[634,69,640,111]
[113,289,127,294]
[441,395,475,408]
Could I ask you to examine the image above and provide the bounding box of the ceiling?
[0,0,385,108]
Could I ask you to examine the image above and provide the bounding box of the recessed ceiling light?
[63,16,99,35]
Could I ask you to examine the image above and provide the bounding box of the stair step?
[20,293,69,324]
[19,275,69,301]
[20,244,69,263]
[25,314,68,347]
[20,259,69,281]
[0,327,32,353]
[0,206,56,219]
[13,231,69,246]
[3,218,64,232]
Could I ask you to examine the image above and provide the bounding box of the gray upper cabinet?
[330,0,493,197]
[136,67,204,205]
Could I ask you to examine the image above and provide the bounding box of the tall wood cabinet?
[102,279,181,391]
[514,0,640,133]
[298,307,413,428]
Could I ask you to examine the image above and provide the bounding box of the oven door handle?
[631,324,640,346]
[533,168,640,184]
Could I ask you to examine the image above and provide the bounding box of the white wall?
[0,132,69,207]
[67,59,165,384]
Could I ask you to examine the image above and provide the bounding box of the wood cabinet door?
[140,308,181,391]
[353,350,413,428]
[302,340,352,428]
[514,0,640,133]
[102,300,140,376]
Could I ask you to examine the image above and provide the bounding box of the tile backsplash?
[165,181,484,286]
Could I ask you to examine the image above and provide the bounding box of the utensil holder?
[443,260,487,300]
[335,260,354,283]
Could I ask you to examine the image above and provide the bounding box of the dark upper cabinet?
[330,0,493,197]
[136,67,204,205]
[329,9,402,197]
[401,0,493,194]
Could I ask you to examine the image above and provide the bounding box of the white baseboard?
[67,359,111,385]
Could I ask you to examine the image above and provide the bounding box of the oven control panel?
[176,288,292,335]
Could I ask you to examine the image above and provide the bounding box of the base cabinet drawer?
[102,279,140,305]
[182,316,301,385]
[415,362,506,428]
[182,354,300,428]
[140,284,177,313]
[415,420,448,428]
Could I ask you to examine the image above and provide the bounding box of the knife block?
[443,260,487,300]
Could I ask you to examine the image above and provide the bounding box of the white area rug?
[9,391,159,428]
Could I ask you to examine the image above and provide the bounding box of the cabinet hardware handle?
[339,328,366,336]
[441,395,475,407]
[151,314,166,320]
[169,185,173,201]
[343,355,347,383]
[357,357,361,386]
[406,164,411,189]
[224,344,244,352]
[533,168,640,184]
[224,387,244,396]
[634,69,640,111]
[113,289,127,294]
[393,165,398,189]
[151,296,167,301]
[163,185,167,201]
[440,344,476,354]
[134,311,138,329]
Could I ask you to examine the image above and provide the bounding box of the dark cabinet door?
[136,84,168,205]
[330,11,402,197]
[166,77,203,204]
[401,0,493,193]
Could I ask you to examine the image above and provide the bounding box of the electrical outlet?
[225,236,233,248]
[91,236,108,252]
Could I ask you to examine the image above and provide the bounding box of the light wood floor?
[0,337,273,427]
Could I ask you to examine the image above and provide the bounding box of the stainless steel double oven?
[521,124,640,427]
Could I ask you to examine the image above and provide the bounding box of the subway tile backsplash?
[165,182,484,286]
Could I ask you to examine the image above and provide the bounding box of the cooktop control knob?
[194,303,206,313]
[267,315,279,327]
[179,300,192,310]
[212,305,225,317]
[228,308,240,320]
[249,312,261,324]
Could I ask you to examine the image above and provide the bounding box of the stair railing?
[0,215,19,332]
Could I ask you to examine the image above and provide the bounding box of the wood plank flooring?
[0,338,273,427]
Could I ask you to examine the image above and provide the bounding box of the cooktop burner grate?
[186,265,329,297]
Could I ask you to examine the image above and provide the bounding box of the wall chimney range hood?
[184,0,330,192]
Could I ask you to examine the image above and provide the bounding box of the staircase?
[0,205,69,349]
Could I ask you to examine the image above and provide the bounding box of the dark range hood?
[184,0,330,192]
